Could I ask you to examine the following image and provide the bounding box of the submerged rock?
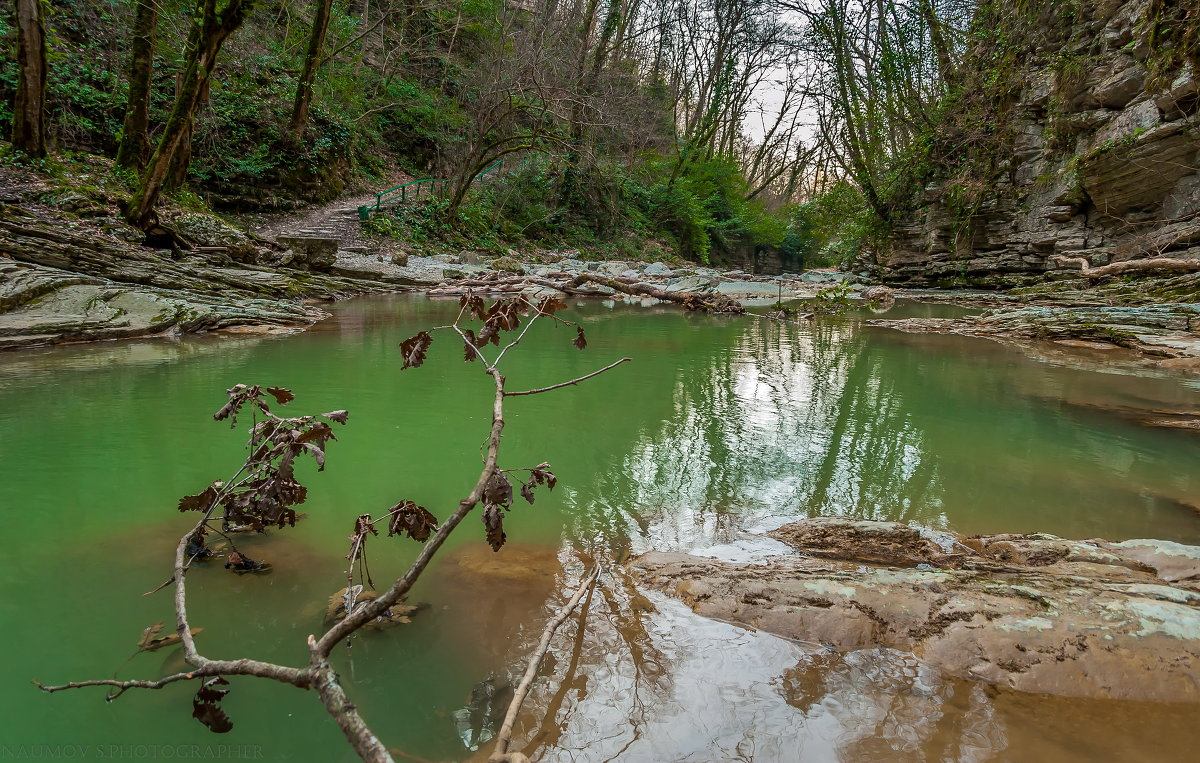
[631,517,1200,702]
[324,586,421,629]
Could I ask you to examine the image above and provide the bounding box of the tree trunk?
[289,0,336,142]
[12,0,48,157]
[125,0,254,229]
[167,76,209,190]
[116,0,158,171]
[920,0,954,84]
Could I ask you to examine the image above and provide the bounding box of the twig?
[489,566,602,763]
[505,358,633,396]
[34,671,200,700]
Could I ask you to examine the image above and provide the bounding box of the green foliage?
[1147,0,1200,86]
[645,156,785,263]
[9,0,793,266]
[810,281,853,314]
[366,195,501,253]
[377,152,793,266]
[786,182,880,268]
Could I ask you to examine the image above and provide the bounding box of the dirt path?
[250,191,380,249]
[249,160,519,250]
[249,166,417,248]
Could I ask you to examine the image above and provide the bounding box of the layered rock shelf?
[869,303,1200,369]
[881,0,1200,293]
[631,518,1200,702]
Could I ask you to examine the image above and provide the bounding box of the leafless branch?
[506,358,633,396]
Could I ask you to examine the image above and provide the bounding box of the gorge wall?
[879,0,1199,288]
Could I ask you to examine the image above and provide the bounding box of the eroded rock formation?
[883,0,1200,291]
[631,517,1200,702]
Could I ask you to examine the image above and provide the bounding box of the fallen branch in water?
[489,565,602,763]
[566,273,746,313]
[36,291,629,763]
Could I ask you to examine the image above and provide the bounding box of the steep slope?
[881,0,1199,291]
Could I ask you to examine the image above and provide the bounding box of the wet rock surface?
[870,303,1200,367]
[631,517,1200,702]
[0,204,452,348]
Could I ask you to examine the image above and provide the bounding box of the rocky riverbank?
[879,0,1200,290]
[0,176,867,348]
[3,154,1197,359]
[870,302,1200,371]
[631,517,1200,703]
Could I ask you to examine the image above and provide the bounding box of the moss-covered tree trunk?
[167,75,210,190]
[116,0,158,171]
[289,0,335,142]
[12,0,48,158]
[125,0,254,230]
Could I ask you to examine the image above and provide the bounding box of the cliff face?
[880,0,1199,288]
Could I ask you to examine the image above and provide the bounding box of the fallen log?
[1053,255,1200,280]
[566,273,745,313]
[442,275,612,297]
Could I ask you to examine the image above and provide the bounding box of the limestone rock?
[716,280,796,299]
[0,212,427,348]
[487,255,525,274]
[870,303,1200,363]
[861,285,896,307]
[880,2,1200,289]
[662,275,716,294]
[277,236,337,270]
[174,213,259,263]
[632,518,1200,702]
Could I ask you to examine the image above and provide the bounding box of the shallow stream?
[1,294,1197,761]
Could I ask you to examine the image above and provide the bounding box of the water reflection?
[512,589,1200,762]
[3,294,1198,762]
[567,307,1200,550]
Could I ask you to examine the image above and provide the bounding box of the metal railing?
[362,154,564,219]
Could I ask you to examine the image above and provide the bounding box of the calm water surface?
[1,294,1197,762]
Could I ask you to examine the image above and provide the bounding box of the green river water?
[1,294,1198,762]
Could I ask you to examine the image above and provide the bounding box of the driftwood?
[1053,255,1200,280]
[566,273,745,313]
[430,272,746,313]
